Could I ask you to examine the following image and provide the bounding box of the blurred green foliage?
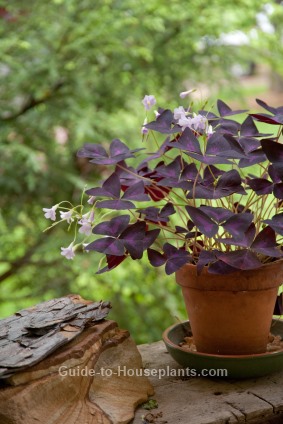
[0,0,282,343]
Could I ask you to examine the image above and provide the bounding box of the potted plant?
[43,92,283,355]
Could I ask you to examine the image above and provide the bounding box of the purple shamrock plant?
[43,94,283,275]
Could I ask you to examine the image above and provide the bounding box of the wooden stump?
[0,296,153,424]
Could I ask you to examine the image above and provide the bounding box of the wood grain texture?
[0,296,153,424]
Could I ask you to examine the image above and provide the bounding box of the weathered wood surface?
[133,341,283,424]
[0,296,153,424]
[0,294,111,378]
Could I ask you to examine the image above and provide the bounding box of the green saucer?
[162,319,283,379]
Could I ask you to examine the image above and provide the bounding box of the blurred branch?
[0,235,50,284]
[0,79,64,122]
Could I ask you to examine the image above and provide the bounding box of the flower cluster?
[44,93,283,275]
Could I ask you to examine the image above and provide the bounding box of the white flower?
[207,125,214,136]
[87,196,95,205]
[154,110,160,118]
[179,89,195,99]
[141,118,149,135]
[174,106,186,120]
[142,95,156,111]
[43,205,58,221]
[190,114,208,132]
[178,116,192,131]
[61,242,75,260]
[59,210,73,224]
[78,211,94,236]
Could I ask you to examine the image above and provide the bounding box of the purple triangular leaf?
[147,248,166,267]
[217,223,256,248]
[77,143,107,159]
[143,229,160,250]
[251,226,283,257]
[217,99,247,117]
[96,199,136,209]
[86,237,125,256]
[172,127,202,154]
[196,250,217,275]
[216,250,262,270]
[92,215,130,237]
[198,206,234,224]
[264,213,283,236]
[256,99,278,114]
[273,183,283,199]
[163,243,190,275]
[145,109,177,134]
[186,206,218,237]
[122,181,150,201]
[261,139,283,163]
[246,178,273,195]
[208,260,238,274]
[222,213,254,239]
[268,164,283,183]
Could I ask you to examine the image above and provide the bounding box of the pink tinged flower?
[61,242,75,260]
[59,210,73,224]
[43,205,58,221]
[142,95,156,111]
[191,114,208,132]
[178,116,192,131]
[141,118,149,135]
[174,106,186,120]
[179,89,196,99]
[87,196,95,205]
[78,215,93,236]
[207,125,214,136]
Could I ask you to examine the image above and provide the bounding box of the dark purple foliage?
[75,97,283,275]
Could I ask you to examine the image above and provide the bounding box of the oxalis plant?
[43,92,283,275]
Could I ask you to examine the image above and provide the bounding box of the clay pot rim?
[163,321,283,359]
[175,259,283,291]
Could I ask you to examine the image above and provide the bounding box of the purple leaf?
[87,173,121,198]
[261,139,283,163]
[216,250,262,270]
[264,213,283,236]
[251,226,283,257]
[92,215,130,237]
[273,183,283,199]
[145,110,178,134]
[217,223,256,248]
[198,206,234,223]
[77,143,107,159]
[222,213,254,239]
[208,260,238,274]
[186,206,218,237]
[96,254,127,274]
[256,99,278,114]
[206,134,246,159]
[196,250,217,275]
[269,164,283,183]
[143,229,160,250]
[238,149,267,168]
[171,127,202,154]
[246,178,273,195]
[163,243,190,274]
[122,181,150,201]
[120,221,147,259]
[96,199,136,209]
[238,137,261,153]
[217,99,247,117]
[147,248,166,267]
[86,237,125,256]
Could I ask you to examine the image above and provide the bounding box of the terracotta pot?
[175,261,283,355]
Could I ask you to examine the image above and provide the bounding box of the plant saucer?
[162,319,283,379]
